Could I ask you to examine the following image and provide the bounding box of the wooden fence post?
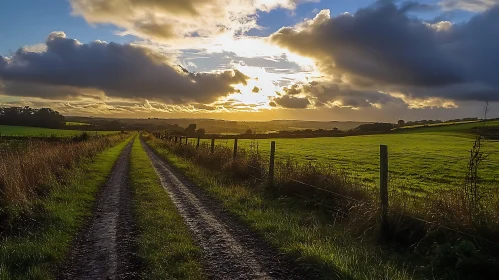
[233,138,238,159]
[210,138,215,154]
[197,137,201,149]
[380,145,389,239]
[269,141,276,186]
[185,137,189,145]
[175,136,178,143]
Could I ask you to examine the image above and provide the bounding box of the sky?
[0,0,498,122]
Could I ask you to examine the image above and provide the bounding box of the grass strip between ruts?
[130,137,205,279]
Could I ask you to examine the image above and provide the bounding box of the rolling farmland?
[156,123,499,279]
[0,125,119,137]
[196,121,499,195]
[1,120,498,279]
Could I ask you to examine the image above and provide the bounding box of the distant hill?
[65,117,371,134]
[394,119,499,136]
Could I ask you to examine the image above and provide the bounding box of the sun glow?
[222,65,286,110]
[211,62,319,111]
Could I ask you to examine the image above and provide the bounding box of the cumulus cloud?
[0,81,105,100]
[440,0,499,12]
[271,95,310,109]
[0,32,249,104]
[305,83,403,109]
[270,1,499,104]
[70,0,312,41]
[283,84,302,95]
[274,81,404,109]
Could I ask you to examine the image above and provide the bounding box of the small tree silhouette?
[462,102,489,224]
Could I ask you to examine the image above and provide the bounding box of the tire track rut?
[60,140,140,280]
[141,138,307,280]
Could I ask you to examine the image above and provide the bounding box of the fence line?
[390,209,499,246]
[296,194,350,215]
[154,133,498,245]
[247,164,263,172]
[247,173,266,183]
[289,178,367,204]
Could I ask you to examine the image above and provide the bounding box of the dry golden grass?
[0,134,128,212]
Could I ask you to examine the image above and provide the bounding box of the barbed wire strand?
[289,178,366,204]
[247,164,264,173]
[296,194,343,212]
[158,135,499,246]
[247,172,265,183]
[292,176,498,246]
[390,209,499,246]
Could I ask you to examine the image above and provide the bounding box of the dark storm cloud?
[0,58,6,69]
[271,95,310,109]
[304,83,403,108]
[0,80,104,100]
[0,32,248,104]
[283,84,302,95]
[192,103,217,111]
[275,81,404,109]
[270,1,499,102]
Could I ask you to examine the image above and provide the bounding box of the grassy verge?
[0,137,132,280]
[0,134,129,213]
[146,132,499,279]
[145,137,415,280]
[130,137,205,279]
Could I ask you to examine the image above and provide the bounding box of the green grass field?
[0,125,118,137]
[65,122,90,126]
[393,120,479,131]
[156,121,499,279]
[395,119,499,134]
[147,138,414,280]
[195,121,499,195]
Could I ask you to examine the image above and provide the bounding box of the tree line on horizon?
[0,106,66,129]
[0,106,488,136]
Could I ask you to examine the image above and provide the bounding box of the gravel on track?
[141,138,308,280]
[59,141,141,280]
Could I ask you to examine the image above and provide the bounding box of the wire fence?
[154,133,499,246]
[389,208,499,246]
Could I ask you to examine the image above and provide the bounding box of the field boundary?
[151,132,499,248]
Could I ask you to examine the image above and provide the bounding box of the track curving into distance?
[141,138,307,280]
[60,140,141,280]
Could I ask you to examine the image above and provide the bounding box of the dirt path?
[141,138,307,280]
[60,140,141,280]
